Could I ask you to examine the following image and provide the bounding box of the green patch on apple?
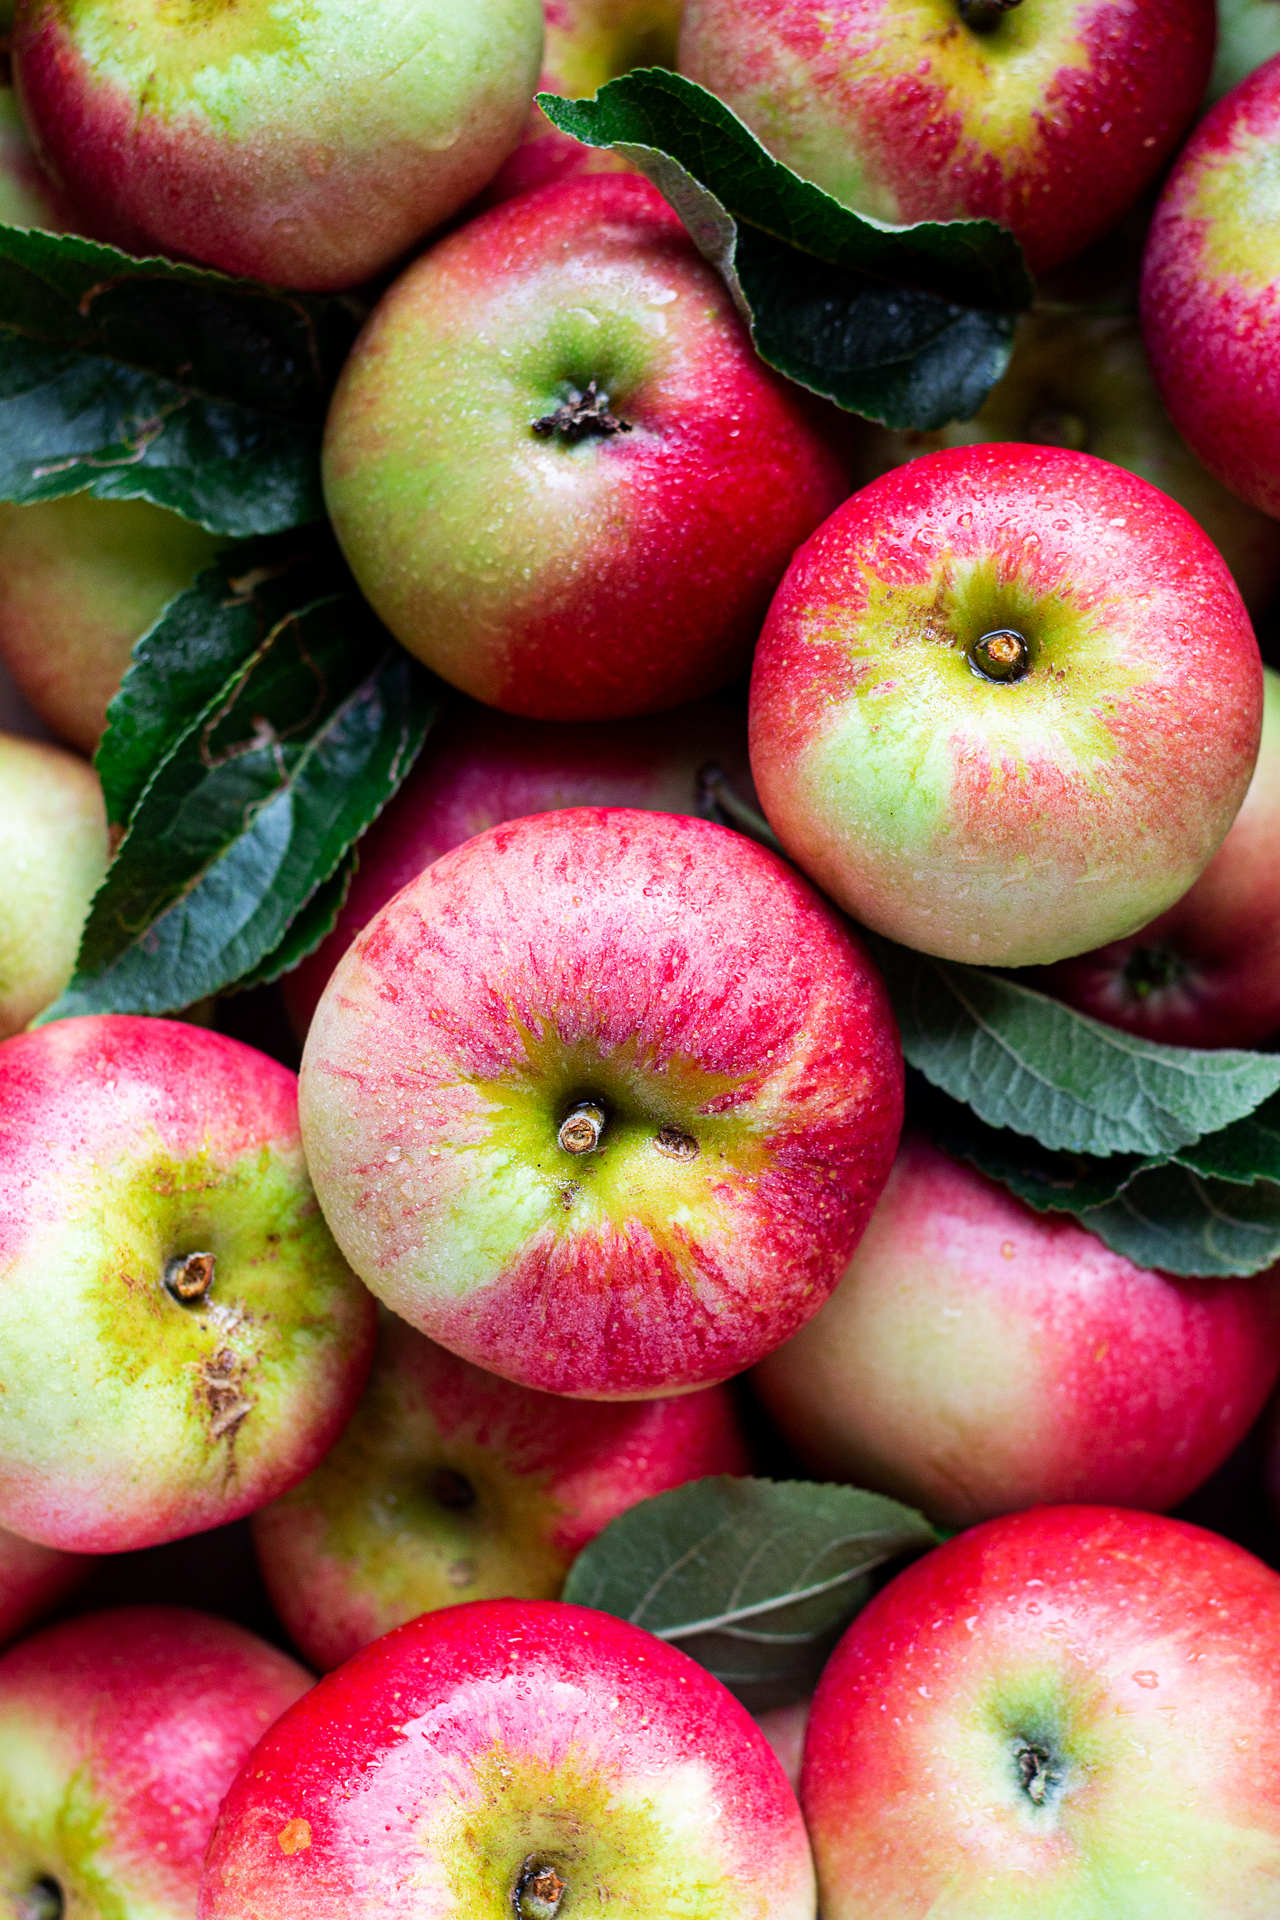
[538,68,1033,429]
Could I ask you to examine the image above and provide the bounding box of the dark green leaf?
[41,609,441,1018]
[562,1476,938,1710]
[0,224,361,533]
[226,847,357,995]
[1079,1164,1280,1279]
[539,70,1031,429]
[1174,1092,1280,1187]
[872,938,1280,1157]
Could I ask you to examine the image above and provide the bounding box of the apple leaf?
[39,565,441,1020]
[562,1476,938,1710]
[1077,1163,1280,1278]
[870,938,1280,1157]
[538,70,1031,429]
[0,223,361,534]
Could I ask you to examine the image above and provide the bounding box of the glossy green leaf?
[0,224,360,533]
[539,70,1030,429]
[227,847,358,995]
[562,1476,938,1710]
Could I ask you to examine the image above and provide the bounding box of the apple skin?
[322,174,850,722]
[252,1313,751,1670]
[801,1506,1280,1916]
[0,730,107,1039]
[0,494,223,754]
[677,0,1212,274]
[1142,54,1280,518]
[0,1014,377,1554]
[753,1131,1280,1529]
[851,307,1280,616]
[1206,0,1280,105]
[299,807,903,1400]
[0,1605,311,1920]
[281,689,755,1039]
[749,443,1263,968]
[12,0,543,291]
[0,1526,88,1651]
[1032,665,1280,1046]
[0,83,76,231]
[199,1598,817,1920]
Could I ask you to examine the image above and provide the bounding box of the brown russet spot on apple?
[200,1346,253,1443]
[532,380,632,444]
[163,1249,216,1305]
[655,1124,700,1162]
[514,1858,567,1920]
[276,1819,311,1856]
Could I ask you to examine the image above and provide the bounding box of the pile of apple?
[5,0,1280,1912]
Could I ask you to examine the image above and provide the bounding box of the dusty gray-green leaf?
[562,1476,938,1710]
[539,71,1029,430]
[873,939,1280,1157]
[1079,1163,1280,1278]
[226,847,357,995]
[0,224,360,533]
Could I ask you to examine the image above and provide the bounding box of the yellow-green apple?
[0,730,107,1038]
[11,0,544,290]
[801,1506,1280,1916]
[0,1014,377,1553]
[1142,53,1280,517]
[483,0,682,206]
[1034,664,1280,1046]
[0,83,74,230]
[281,688,756,1038]
[200,1598,817,1920]
[252,1313,751,1670]
[749,443,1263,967]
[1206,0,1280,107]
[0,1527,87,1650]
[0,1605,310,1920]
[677,0,1213,272]
[0,495,222,753]
[754,1131,1280,1529]
[322,174,849,722]
[299,807,903,1399]
[851,308,1280,615]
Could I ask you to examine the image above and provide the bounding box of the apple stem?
[958,0,1022,29]
[558,1101,607,1155]
[532,380,632,444]
[696,764,785,856]
[164,1250,216,1305]
[514,1858,567,1920]
[967,629,1030,684]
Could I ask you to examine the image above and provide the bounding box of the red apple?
[322,174,849,722]
[12,0,544,290]
[749,443,1263,967]
[253,1313,751,1670]
[0,1605,310,1920]
[1033,664,1280,1046]
[0,1526,87,1651]
[281,689,755,1038]
[801,1506,1280,1915]
[0,1014,377,1553]
[754,1131,1280,1528]
[1142,53,1280,518]
[199,1599,817,1920]
[298,807,903,1400]
[677,0,1213,273]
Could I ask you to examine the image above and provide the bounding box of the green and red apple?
[0,730,106,1038]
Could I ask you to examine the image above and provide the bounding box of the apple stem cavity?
[19,1878,64,1920]
[531,380,633,444]
[967,629,1031,684]
[957,0,1023,31]
[431,1467,478,1512]
[558,1100,608,1155]
[163,1250,217,1305]
[513,1858,567,1920]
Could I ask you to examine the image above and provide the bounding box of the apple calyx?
[968,628,1030,684]
[957,0,1023,30]
[514,1857,567,1920]
[163,1250,216,1305]
[431,1466,478,1512]
[1013,1738,1066,1811]
[532,381,633,444]
[558,1100,608,1155]
[18,1877,63,1920]
[1121,942,1189,1001]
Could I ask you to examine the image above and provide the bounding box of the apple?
[252,1313,752,1671]
[482,0,682,206]
[0,82,74,231]
[0,1604,311,1920]
[298,807,903,1400]
[1206,0,1280,108]
[801,1505,1280,1915]
[850,307,1280,616]
[0,730,107,1039]
[749,443,1263,968]
[11,0,544,291]
[281,687,756,1038]
[0,1013,377,1554]
[1142,54,1280,519]
[677,0,1212,273]
[0,494,223,754]
[753,1130,1280,1528]
[754,1698,810,1793]
[1032,665,1280,1046]
[322,173,849,722]
[200,1598,817,1920]
[0,1526,87,1650]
